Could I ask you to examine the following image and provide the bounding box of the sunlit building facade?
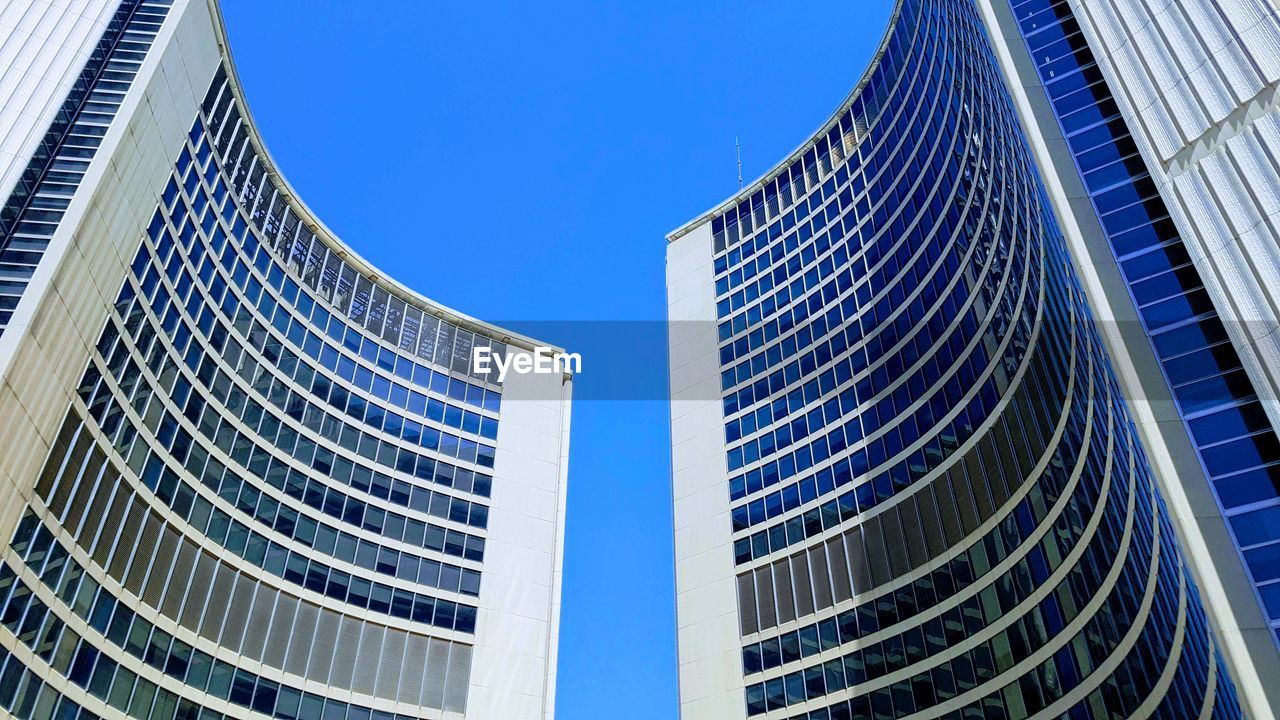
[667,0,1279,717]
[0,1,571,719]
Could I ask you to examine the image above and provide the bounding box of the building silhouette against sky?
[667,0,1280,717]
[0,1,571,719]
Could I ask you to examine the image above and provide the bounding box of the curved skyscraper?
[666,0,1270,717]
[0,2,571,719]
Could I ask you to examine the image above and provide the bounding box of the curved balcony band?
[670,0,1245,717]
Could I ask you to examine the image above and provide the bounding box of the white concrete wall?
[667,222,745,720]
[0,0,119,208]
[469,366,571,720]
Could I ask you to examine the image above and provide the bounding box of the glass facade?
[694,0,1244,716]
[1007,0,1280,648]
[0,7,552,718]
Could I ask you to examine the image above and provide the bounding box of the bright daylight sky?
[219,3,894,717]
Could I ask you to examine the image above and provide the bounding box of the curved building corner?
[666,0,1255,718]
[0,1,570,719]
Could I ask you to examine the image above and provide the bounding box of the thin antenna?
[735,137,743,188]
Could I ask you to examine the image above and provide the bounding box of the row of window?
[737,366,1114,641]
[717,97,1016,429]
[723,0,1033,660]
[713,12,953,341]
[726,316,1033,535]
[716,73,979,395]
[719,220,975,441]
[25,454,470,695]
[713,22,967,347]
[711,0,1008,399]
[719,0,1033,537]
[97,274,494,537]
[721,115,1039,505]
[42,411,482,605]
[720,218,1030,495]
[712,0,1007,341]
[742,374,1107,673]
[734,336,1068,563]
[131,211,496,472]
[720,236,1000,462]
[90,293,491,548]
[716,140,1020,411]
[160,146,501,441]
[940,515,1193,720]
[751,442,1172,720]
[198,70,499,390]
[746,513,1153,715]
[44,400,479,629]
[4,511,470,714]
[745,415,1141,713]
[706,0,928,258]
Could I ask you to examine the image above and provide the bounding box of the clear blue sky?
[219,3,892,718]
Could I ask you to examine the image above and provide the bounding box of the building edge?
[972,1,1280,716]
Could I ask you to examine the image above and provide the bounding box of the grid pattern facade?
[677,0,1246,716]
[1006,0,1280,650]
[0,2,561,718]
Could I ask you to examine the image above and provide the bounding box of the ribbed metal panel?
[422,637,449,709]
[262,592,295,669]
[442,643,471,714]
[376,630,405,701]
[399,633,428,706]
[242,583,273,660]
[142,527,177,605]
[162,541,195,618]
[181,552,214,629]
[350,622,381,696]
[0,0,118,204]
[283,600,316,678]
[200,561,233,637]
[331,614,361,690]
[306,609,338,684]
